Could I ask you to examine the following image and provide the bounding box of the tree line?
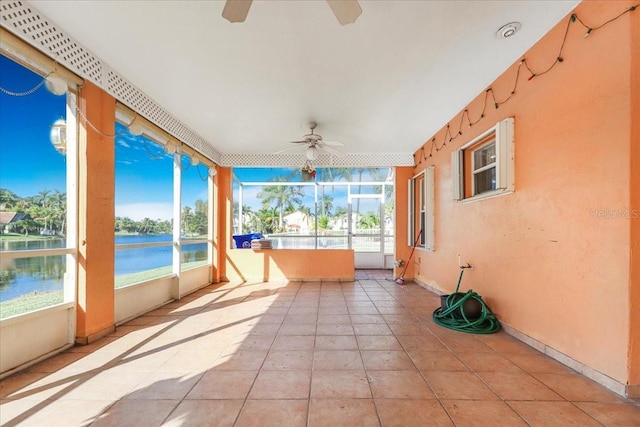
[115,200,207,236]
[0,188,66,236]
[0,188,207,237]
[235,168,392,235]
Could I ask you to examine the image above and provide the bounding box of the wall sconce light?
[209,165,217,177]
[45,73,67,96]
[128,119,145,136]
[50,118,67,154]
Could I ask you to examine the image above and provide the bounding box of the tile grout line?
[373,278,459,427]
[349,279,384,427]
[157,283,248,426]
[378,278,616,426]
[235,280,303,426]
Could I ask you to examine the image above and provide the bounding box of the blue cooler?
[232,233,263,249]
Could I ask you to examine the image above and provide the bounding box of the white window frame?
[452,117,514,202]
[0,50,79,316]
[408,166,434,251]
[114,104,215,291]
[471,140,496,196]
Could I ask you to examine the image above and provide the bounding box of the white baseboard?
[413,278,631,398]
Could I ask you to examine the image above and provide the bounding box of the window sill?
[460,189,514,204]
[411,246,434,253]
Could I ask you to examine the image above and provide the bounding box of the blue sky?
[0,55,67,196]
[1,54,207,221]
[114,122,208,220]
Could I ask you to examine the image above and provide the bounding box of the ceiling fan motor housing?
[304,134,322,142]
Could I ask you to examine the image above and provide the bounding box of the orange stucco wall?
[412,1,636,386]
[628,0,640,394]
[226,249,354,281]
[76,82,116,343]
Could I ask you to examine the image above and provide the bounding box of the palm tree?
[116,216,137,233]
[181,206,193,236]
[298,205,315,230]
[194,199,207,216]
[30,205,54,235]
[256,177,305,231]
[320,194,334,217]
[353,167,383,214]
[358,211,380,229]
[49,190,66,235]
[333,206,348,230]
[190,211,207,236]
[35,189,51,208]
[317,215,330,231]
[0,188,19,210]
[138,217,155,234]
[320,167,353,183]
[255,206,279,234]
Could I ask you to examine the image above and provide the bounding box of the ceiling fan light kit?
[286,122,345,161]
[306,146,318,161]
[222,0,362,25]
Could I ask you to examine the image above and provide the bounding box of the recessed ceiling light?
[496,22,522,39]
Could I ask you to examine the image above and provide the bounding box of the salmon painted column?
[208,167,218,283]
[216,166,232,282]
[394,167,414,279]
[628,3,640,398]
[76,82,116,344]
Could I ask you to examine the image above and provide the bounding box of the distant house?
[0,212,29,234]
[282,211,312,233]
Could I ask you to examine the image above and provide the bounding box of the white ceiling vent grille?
[221,152,414,168]
[1,0,220,162]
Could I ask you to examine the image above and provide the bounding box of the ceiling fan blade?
[322,140,344,147]
[274,145,302,154]
[289,140,309,144]
[326,0,362,25]
[222,0,253,23]
[321,145,346,157]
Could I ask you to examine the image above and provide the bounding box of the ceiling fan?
[277,122,345,160]
[222,0,362,25]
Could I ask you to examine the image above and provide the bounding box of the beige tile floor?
[1,270,639,426]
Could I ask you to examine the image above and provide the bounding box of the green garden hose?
[432,269,501,334]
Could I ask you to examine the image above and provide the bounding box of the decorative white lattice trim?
[0,0,221,162]
[221,152,414,167]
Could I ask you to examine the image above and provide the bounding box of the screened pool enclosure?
[232,167,395,268]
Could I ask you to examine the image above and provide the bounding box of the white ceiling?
[29,0,579,162]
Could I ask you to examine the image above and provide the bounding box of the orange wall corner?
[627,0,640,393]
[394,166,415,279]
